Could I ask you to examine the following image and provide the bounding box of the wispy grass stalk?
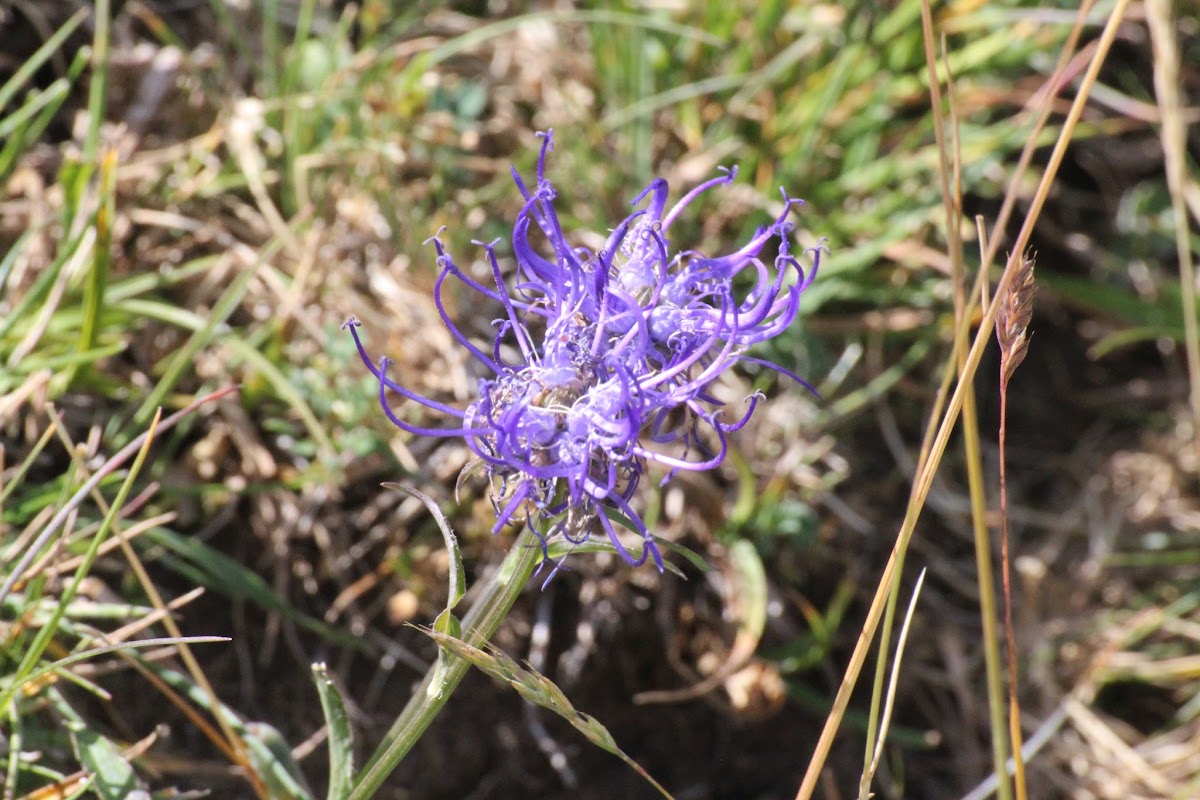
[794,2,1133,797]
[859,569,926,797]
[919,6,1013,796]
[996,254,1037,800]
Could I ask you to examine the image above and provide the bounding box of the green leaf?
[71,726,141,800]
[380,483,466,615]
[728,539,768,643]
[312,663,353,800]
[243,720,314,800]
[381,483,468,701]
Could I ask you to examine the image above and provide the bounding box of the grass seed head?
[996,253,1037,382]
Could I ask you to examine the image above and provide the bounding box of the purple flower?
[344,130,821,573]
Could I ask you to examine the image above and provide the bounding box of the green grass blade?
[82,0,112,162]
[74,149,118,367]
[130,257,260,426]
[0,78,70,180]
[0,228,35,302]
[70,726,141,799]
[2,344,126,392]
[313,663,354,800]
[0,8,87,112]
[114,294,336,458]
[0,228,84,347]
[5,635,229,712]
[3,412,161,707]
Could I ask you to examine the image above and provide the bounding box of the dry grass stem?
[1145,0,1200,438]
[997,253,1036,800]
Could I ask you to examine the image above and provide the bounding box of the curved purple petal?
[344,132,820,577]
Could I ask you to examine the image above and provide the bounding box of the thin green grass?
[0,10,303,786]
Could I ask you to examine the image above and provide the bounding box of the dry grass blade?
[0,386,240,606]
[1145,0,1200,439]
[104,586,205,644]
[1063,696,1175,796]
[916,10,1013,800]
[859,569,927,799]
[794,2,1133,797]
[20,511,175,586]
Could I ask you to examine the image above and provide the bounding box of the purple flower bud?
[346,130,822,574]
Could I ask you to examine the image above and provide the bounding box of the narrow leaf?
[312,663,353,800]
[70,726,140,800]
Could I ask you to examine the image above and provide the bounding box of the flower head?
[345,130,821,573]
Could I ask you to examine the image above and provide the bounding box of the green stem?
[347,526,542,799]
